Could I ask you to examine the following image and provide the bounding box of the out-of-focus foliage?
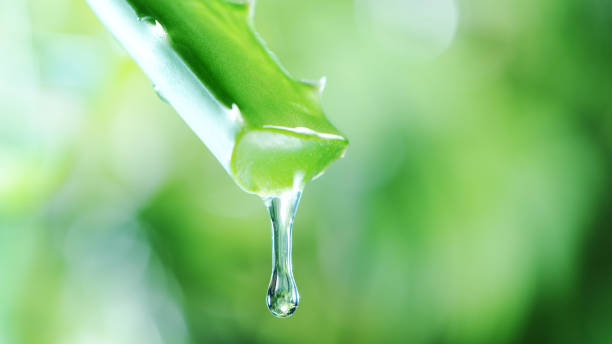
[1,0,611,343]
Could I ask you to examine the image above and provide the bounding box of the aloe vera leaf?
[86,0,348,196]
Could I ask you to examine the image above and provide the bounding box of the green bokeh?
[1,0,611,343]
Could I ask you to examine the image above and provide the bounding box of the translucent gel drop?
[264,190,301,318]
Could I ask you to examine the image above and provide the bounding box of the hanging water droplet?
[264,190,301,318]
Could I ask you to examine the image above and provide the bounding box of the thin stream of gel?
[264,190,301,318]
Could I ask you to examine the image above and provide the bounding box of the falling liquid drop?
[264,190,301,318]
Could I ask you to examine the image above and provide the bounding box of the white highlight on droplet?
[151,20,167,39]
[227,103,244,125]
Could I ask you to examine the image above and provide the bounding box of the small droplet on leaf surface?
[153,85,169,103]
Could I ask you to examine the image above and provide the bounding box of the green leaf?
[89,0,348,196]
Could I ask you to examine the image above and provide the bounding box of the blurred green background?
[1,0,612,343]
